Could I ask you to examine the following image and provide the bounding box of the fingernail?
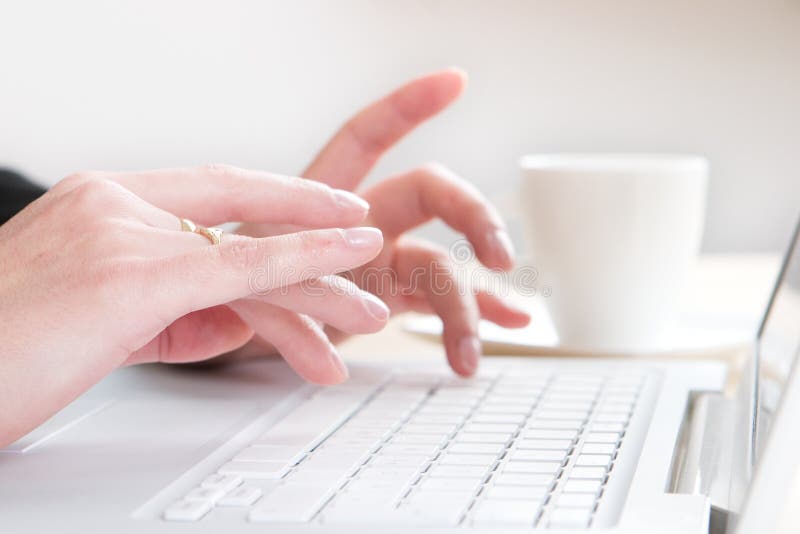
[333,189,370,211]
[342,227,383,248]
[491,229,515,267]
[459,336,481,374]
[363,292,390,321]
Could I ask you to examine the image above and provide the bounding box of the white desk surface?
[339,253,799,533]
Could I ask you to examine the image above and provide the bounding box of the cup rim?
[519,153,708,173]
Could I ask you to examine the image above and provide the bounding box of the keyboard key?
[428,465,489,479]
[447,443,505,455]
[539,401,595,412]
[584,432,620,444]
[591,422,626,433]
[478,403,530,414]
[183,487,225,503]
[464,423,518,434]
[249,483,336,522]
[299,453,368,473]
[569,466,608,480]
[380,443,440,457]
[575,454,613,468]
[554,373,605,384]
[439,454,498,467]
[200,473,242,493]
[493,473,555,487]
[411,414,466,425]
[251,394,369,477]
[484,395,539,406]
[234,445,304,464]
[256,395,366,450]
[334,487,405,506]
[345,476,415,496]
[548,507,593,528]
[503,461,562,475]
[604,393,638,405]
[415,404,471,415]
[218,485,262,506]
[556,492,596,507]
[516,438,572,451]
[394,501,470,526]
[536,409,589,421]
[598,401,633,414]
[483,485,549,500]
[594,412,629,424]
[357,465,420,480]
[417,476,483,493]
[523,429,577,441]
[455,432,511,445]
[472,499,541,526]
[471,413,526,425]
[163,500,212,521]
[526,419,583,431]
[218,460,290,479]
[403,423,458,436]
[245,444,312,465]
[562,479,603,495]
[369,455,428,468]
[511,450,567,463]
[390,433,448,446]
[545,392,597,402]
[581,443,616,455]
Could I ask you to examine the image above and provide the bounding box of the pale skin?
[0,69,529,447]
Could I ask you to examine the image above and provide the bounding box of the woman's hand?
[0,166,386,447]
[238,69,530,376]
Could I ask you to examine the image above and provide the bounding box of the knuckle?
[219,238,263,273]
[69,177,129,209]
[295,228,339,250]
[53,171,100,193]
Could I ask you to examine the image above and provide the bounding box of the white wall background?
[1,0,798,252]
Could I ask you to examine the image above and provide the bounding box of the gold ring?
[196,226,223,245]
[179,217,223,245]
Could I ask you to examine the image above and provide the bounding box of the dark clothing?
[0,169,46,225]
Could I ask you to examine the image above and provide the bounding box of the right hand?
[0,165,386,447]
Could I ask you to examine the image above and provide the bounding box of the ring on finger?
[179,217,224,245]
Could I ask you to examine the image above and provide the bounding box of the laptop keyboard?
[161,369,648,528]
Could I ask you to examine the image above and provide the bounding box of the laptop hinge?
[670,391,735,512]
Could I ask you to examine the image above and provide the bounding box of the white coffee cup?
[518,154,708,351]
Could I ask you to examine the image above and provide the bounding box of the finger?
[304,68,467,190]
[476,292,531,328]
[230,300,348,385]
[394,240,481,377]
[59,165,370,227]
[399,291,531,329]
[253,275,390,334]
[146,227,382,320]
[123,305,254,365]
[363,164,515,270]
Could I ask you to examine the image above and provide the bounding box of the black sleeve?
[0,169,47,225]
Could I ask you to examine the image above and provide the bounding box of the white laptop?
[1,220,798,534]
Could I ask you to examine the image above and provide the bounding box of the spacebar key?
[249,484,334,523]
[256,395,365,451]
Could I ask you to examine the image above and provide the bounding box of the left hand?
[239,69,530,376]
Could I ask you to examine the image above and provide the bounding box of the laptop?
[1,219,798,533]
